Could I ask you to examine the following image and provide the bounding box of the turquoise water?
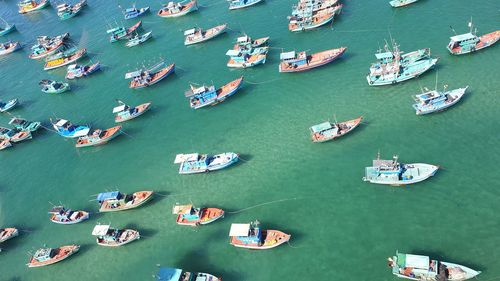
[1,0,499,280]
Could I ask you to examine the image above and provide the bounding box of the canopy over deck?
[229,223,250,237]
[310,122,332,133]
[184,28,197,36]
[237,35,249,43]
[156,267,182,281]
[450,33,476,42]
[226,49,240,56]
[92,224,111,236]
[113,105,127,113]
[172,204,193,214]
[174,153,199,163]
[375,51,394,60]
[55,119,69,127]
[415,91,440,102]
[33,248,52,261]
[125,70,142,79]
[373,159,396,167]
[400,253,429,269]
[280,51,296,60]
[97,191,121,202]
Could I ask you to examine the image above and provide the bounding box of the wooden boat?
[49,206,89,224]
[57,0,86,20]
[0,41,21,56]
[9,117,41,132]
[97,190,153,212]
[363,153,439,186]
[184,24,227,46]
[226,48,268,68]
[39,80,71,94]
[185,77,244,109]
[292,0,340,14]
[0,228,19,243]
[310,116,363,142]
[113,100,151,122]
[75,126,122,148]
[279,47,346,72]
[29,32,69,59]
[126,62,175,89]
[27,245,79,267]
[447,20,500,55]
[0,99,18,112]
[229,221,290,250]
[123,5,150,19]
[173,204,224,226]
[44,48,86,70]
[388,252,481,280]
[0,126,32,143]
[50,118,90,138]
[18,0,50,14]
[288,5,340,32]
[413,86,468,115]
[65,62,100,79]
[92,225,140,247]
[233,35,269,50]
[107,20,142,43]
[155,267,221,281]
[174,153,239,174]
[229,0,264,10]
[125,31,152,47]
[157,0,198,18]
[389,0,419,7]
[0,139,12,150]
[0,18,15,36]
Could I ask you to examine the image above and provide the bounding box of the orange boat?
[128,63,175,89]
[229,221,291,250]
[157,0,197,18]
[0,228,19,243]
[75,126,122,148]
[18,0,50,14]
[44,48,86,71]
[27,245,80,267]
[310,116,363,143]
[173,204,224,226]
[279,47,346,72]
[97,190,153,212]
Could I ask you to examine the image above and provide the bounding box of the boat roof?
[156,267,182,281]
[97,191,121,201]
[55,119,69,126]
[174,153,199,164]
[125,8,136,12]
[34,248,52,259]
[226,49,241,56]
[280,51,296,60]
[92,224,110,236]
[415,90,440,101]
[125,70,142,79]
[113,105,127,113]
[184,28,196,36]
[67,64,79,70]
[237,35,249,43]
[373,159,395,167]
[375,51,393,60]
[310,122,332,133]
[399,253,429,269]
[48,206,65,214]
[229,223,250,237]
[172,204,193,214]
[450,33,476,42]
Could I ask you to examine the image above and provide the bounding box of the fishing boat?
[75,126,122,148]
[447,20,500,55]
[49,206,89,224]
[226,48,268,68]
[363,153,439,186]
[173,204,224,226]
[65,62,100,79]
[126,62,175,89]
[310,116,363,143]
[107,20,142,43]
[279,47,346,73]
[39,80,71,94]
[292,0,339,14]
[157,0,198,18]
[125,31,152,47]
[288,4,341,32]
[29,32,69,59]
[185,76,244,109]
[123,5,150,20]
[233,35,269,50]
[97,190,153,212]
[0,127,32,143]
[389,0,419,7]
[229,221,291,250]
[50,118,90,138]
[92,225,140,247]
[57,0,87,20]
[184,24,227,46]
[18,0,50,14]
[0,41,21,56]
[9,117,41,132]
[0,99,18,112]
[27,245,79,267]
[229,0,264,10]
[413,86,468,115]
[0,228,19,243]
[0,139,12,150]
[44,48,86,71]
[0,18,15,36]
[155,267,221,281]
[388,252,481,280]
[174,153,239,174]
[113,100,151,122]
[366,40,438,86]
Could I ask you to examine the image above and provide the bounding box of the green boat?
[0,18,15,36]
[8,117,41,132]
[56,0,87,20]
[39,80,71,94]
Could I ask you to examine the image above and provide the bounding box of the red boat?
[447,30,500,55]
[310,116,363,143]
[127,63,175,89]
[279,47,346,72]
[229,221,290,250]
[27,245,80,267]
[173,204,224,226]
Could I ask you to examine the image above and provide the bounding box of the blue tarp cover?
[97,191,120,202]
[156,267,182,281]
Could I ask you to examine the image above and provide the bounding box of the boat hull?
[176,208,225,226]
[0,25,15,36]
[0,228,19,243]
[130,64,175,89]
[124,7,150,20]
[230,230,291,250]
[414,87,468,115]
[75,126,122,148]
[389,0,419,7]
[27,245,79,268]
[44,49,86,71]
[184,24,227,45]
[229,0,264,10]
[115,103,151,122]
[311,116,363,143]
[19,0,50,14]
[279,47,346,73]
[50,211,89,225]
[447,30,500,55]
[96,230,140,247]
[0,99,18,112]
[157,1,197,18]
[366,58,439,86]
[99,191,153,212]
[363,163,439,185]
[178,153,239,174]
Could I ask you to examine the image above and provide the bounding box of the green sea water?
[1,0,499,280]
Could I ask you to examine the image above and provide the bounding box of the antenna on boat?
[468,17,473,34]
[377,150,380,160]
[449,25,457,35]
[333,113,338,125]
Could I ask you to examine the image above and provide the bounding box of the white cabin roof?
[404,254,429,269]
[174,153,199,164]
[415,90,440,102]
[113,105,127,113]
[184,28,196,36]
[229,223,250,237]
[450,33,476,42]
[226,49,240,56]
[92,224,110,236]
[172,204,193,214]
[237,36,249,43]
[280,51,296,60]
[55,119,69,126]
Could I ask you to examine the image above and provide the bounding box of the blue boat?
[0,99,18,112]
[185,77,244,109]
[0,18,15,36]
[228,0,263,10]
[174,153,239,174]
[413,86,468,115]
[50,118,90,138]
[123,5,150,19]
[226,47,268,68]
[155,267,221,281]
[56,0,86,20]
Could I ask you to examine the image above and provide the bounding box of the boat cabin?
[310,122,336,135]
[280,51,307,66]
[372,155,402,173]
[392,253,438,277]
[92,224,114,239]
[184,28,198,37]
[229,222,261,244]
[237,35,250,44]
[54,119,72,129]
[175,153,207,166]
[33,248,54,262]
[113,104,130,114]
[414,90,446,105]
[97,191,124,204]
[172,204,200,220]
[375,51,396,64]
[57,3,70,12]
[448,33,478,50]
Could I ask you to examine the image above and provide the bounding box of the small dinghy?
[174,153,239,174]
[57,0,86,20]
[27,245,80,267]
[126,61,175,89]
[75,126,122,148]
[92,225,140,247]
[123,5,150,20]
[310,116,363,142]
[113,100,151,123]
[0,126,32,143]
[49,206,89,224]
[97,190,153,212]
[279,47,346,72]
[9,117,41,132]
[388,252,481,280]
[0,228,19,243]
[157,0,198,18]
[125,31,152,47]
[184,24,227,45]
[18,0,50,14]
[39,80,71,94]
[185,77,244,109]
[50,118,90,138]
[0,41,21,56]
[173,204,224,226]
[155,267,221,281]
[0,99,18,112]
[65,62,100,79]
[229,220,290,250]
